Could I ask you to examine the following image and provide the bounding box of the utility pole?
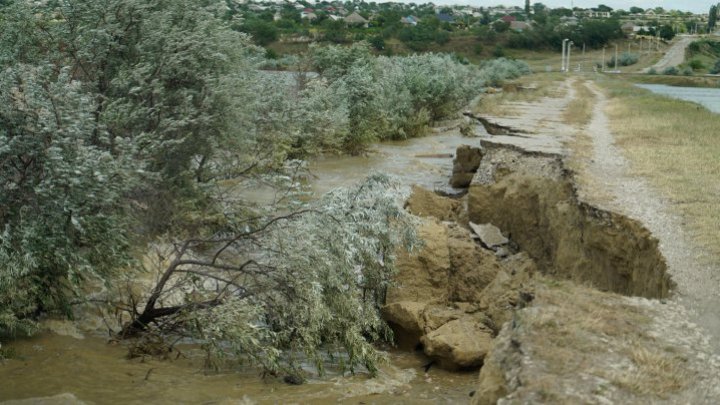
[602,46,606,71]
[561,38,569,72]
[614,43,618,71]
[567,41,573,72]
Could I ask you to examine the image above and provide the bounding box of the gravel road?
[643,35,695,72]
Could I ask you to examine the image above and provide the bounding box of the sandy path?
[579,81,720,401]
[643,35,695,72]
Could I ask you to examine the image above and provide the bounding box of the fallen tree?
[116,174,418,376]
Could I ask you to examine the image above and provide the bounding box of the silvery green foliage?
[306,44,530,152]
[166,174,417,375]
[477,58,532,87]
[0,0,267,332]
[0,64,136,334]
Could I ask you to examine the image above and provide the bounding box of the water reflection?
[636,84,720,113]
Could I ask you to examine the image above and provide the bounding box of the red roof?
[501,15,516,23]
[303,8,314,13]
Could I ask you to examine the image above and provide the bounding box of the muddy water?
[1,333,475,404]
[309,128,477,196]
[1,129,480,404]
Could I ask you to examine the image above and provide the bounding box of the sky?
[412,1,712,14]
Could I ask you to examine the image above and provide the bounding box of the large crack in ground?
[454,78,720,403]
[469,141,674,299]
[387,77,720,403]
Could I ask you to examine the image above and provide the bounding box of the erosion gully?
[0,126,479,404]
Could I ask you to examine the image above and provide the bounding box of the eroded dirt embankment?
[469,142,674,299]
[384,139,674,368]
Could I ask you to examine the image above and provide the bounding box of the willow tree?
[0,0,420,377]
[0,0,267,333]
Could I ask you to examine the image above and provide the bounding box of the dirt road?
[643,35,695,72]
[476,78,720,401]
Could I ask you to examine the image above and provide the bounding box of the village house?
[344,11,368,27]
[510,20,531,31]
[301,8,317,20]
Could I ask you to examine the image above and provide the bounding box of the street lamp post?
[614,43,618,71]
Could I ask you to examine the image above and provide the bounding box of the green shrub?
[369,35,385,50]
[493,45,505,58]
[710,59,720,74]
[663,66,679,75]
[608,52,639,67]
[689,59,705,71]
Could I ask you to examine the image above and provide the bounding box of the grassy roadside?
[599,77,720,263]
[563,79,595,127]
[629,75,720,87]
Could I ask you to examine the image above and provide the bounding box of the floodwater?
[1,126,482,404]
[0,333,476,404]
[309,126,476,196]
[635,83,720,113]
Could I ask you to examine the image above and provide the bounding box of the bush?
[435,30,450,45]
[607,52,639,67]
[710,59,720,74]
[369,35,385,50]
[493,45,505,58]
[663,66,679,75]
[688,59,705,71]
[307,44,530,150]
[647,67,658,75]
[478,57,532,86]
[682,67,694,76]
[239,19,278,46]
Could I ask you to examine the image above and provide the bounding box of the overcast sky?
[413,1,711,14]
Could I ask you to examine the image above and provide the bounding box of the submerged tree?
[118,174,417,376]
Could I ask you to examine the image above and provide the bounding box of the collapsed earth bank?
[384,141,686,402]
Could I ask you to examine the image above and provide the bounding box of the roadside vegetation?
[563,79,596,127]
[601,77,720,264]
[684,39,720,74]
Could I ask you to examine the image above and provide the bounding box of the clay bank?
[377,119,715,401]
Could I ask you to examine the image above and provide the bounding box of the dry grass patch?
[512,277,691,399]
[562,80,595,128]
[600,78,720,263]
[473,73,566,117]
[611,346,689,398]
